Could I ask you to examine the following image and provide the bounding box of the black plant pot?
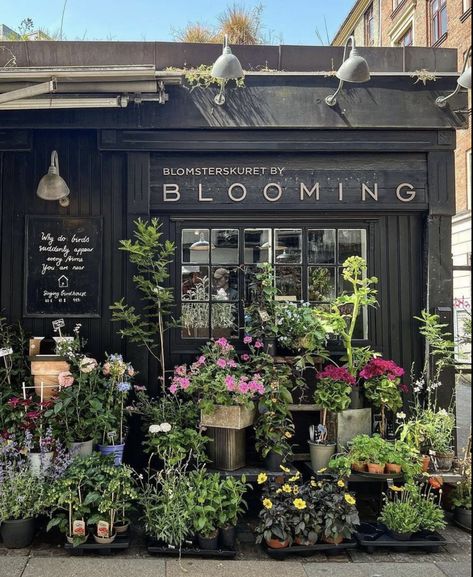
[264,450,284,472]
[197,531,219,550]
[0,518,36,549]
[220,525,236,549]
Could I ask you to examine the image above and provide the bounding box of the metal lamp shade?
[336,48,370,83]
[211,47,244,80]
[36,169,70,201]
[458,66,471,90]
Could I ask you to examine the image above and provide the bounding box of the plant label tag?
[0,347,13,357]
[259,310,270,322]
[73,520,86,536]
[52,319,65,332]
[97,520,110,538]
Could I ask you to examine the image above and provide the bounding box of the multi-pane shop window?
[179,226,368,340]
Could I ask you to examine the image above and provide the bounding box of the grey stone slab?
[436,561,472,577]
[166,559,308,577]
[0,557,28,577]
[303,562,448,577]
[22,557,166,577]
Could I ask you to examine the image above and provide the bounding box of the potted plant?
[97,354,134,465]
[187,469,223,550]
[138,463,193,550]
[254,376,295,471]
[0,441,45,548]
[255,474,293,549]
[361,357,406,438]
[218,475,249,548]
[383,439,422,479]
[275,301,327,356]
[451,445,472,531]
[349,434,387,474]
[311,477,360,544]
[287,482,321,546]
[378,487,421,540]
[424,409,456,471]
[309,365,354,471]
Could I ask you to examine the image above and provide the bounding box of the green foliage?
[379,499,421,534]
[364,376,403,414]
[244,263,280,340]
[110,218,175,386]
[217,475,249,528]
[314,378,352,415]
[415,310,455,377]
[0,317,31,396]
[275,302,328,355]
[0,463,46,521]
[327,454,352,478]
[348,434,388,466]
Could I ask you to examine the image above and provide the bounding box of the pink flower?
[102,362,111,376]
[399,383,409,393]
[175,365,187,377]
[317,365,356,386]
[127,365,136,377]
[216,337,229,347]
[134,385,146,392]
[197,355,206,365]
[238,382,250,394]
[241,354,250,361]
[216,358,227,369]
[227,359,237,368]
[58,371,75,388]
[243,335,253,344]
[225,375,236,391]
[169,383,178,394]
[254,340,263,349]
[179,377,191,390]
[360,358,404,381]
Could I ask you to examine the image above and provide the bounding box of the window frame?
[396,26,413,46]
[172,219,373,349]
[364,2,375,46]
[430,0,447,45]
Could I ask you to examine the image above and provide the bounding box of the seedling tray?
[356,523,446,553]
[64,534,130,555]
[147,539,237,559]
[262,538,358,560]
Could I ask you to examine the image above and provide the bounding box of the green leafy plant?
[110,218,175,389]
[0,458,45,521]
[379,492,421,535]
[275,302,327,355]
[186,469,224,538]
[452,446,472,510]
[255,473,294,545]
[0,317,31,393]
[218,475,249,529]
[327,454,352,478]
[244,263,280,341]
[348,434,388,466]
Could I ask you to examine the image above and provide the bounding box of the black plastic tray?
[355,523,446,553]
[262,538,358,560]
[64,534,130,555]
[147,539,237,559]
[356,472,404,480]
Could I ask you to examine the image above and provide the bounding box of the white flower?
[149,424,162,434]
[160,422,172,433]
[396,411,406,420]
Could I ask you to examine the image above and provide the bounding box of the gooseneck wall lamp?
[210,34,244,106]
[325,36,371,107]
[436,46,472,108]
[36,150,70,207]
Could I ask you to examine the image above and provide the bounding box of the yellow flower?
[276,488,282,494]
[293,485,300,494]
[318,467,327,473]
[337,480,345,488]
[344,494,356,506]
[263,498,273,509]
[282,484,292,493]
[389,485,404,492]
[284,432,293,438]
[289,473,301,482]
[280,465,290,473]
[257,473,268,485]
[293,498,307,510]
[310,480,318,487]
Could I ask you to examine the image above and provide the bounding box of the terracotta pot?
[421,454,431,472]
[351,461,367,473]
[367,463,385,474]
[385,463,402,474]
[295,535,317,546]
[266,537,290,549]
[324,534,344,545]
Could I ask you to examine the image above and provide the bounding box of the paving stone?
[435,561,472,577]
[303,562,448,577]
[165,559,308,577]
[0,557,28,577]
[22,557,166,577]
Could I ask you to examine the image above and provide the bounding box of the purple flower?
[117,382,132,393]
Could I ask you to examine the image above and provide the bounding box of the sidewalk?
[0,523,470,577]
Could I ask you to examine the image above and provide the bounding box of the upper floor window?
[397,26,413,46]
[364,3,375,46]
[430,0,447,45]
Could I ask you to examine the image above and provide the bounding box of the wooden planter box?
[200,405,256,430]
[30,356,70,399]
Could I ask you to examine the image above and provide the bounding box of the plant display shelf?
[302,462,403,483]
[426,472,463,485]
[64,534,130,555]
[355,523,448,554]
[262,538,358,560]
[207,464,299,482]
[147,539,237,559]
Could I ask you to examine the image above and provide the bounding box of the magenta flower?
[359,358,404,381]
[317,365,356,385]
[254,340,264,349]
[216,337,229,347]
[241,354,250,361]
[169,383,178,394]
[243,335,253,344]
[216,358,227,369]
[227,359,237,368]
[225,375,236,391]
[239,382,250,394]
[179,377,191,390]
[197,355,206,365]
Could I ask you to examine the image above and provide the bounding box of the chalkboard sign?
[24,216,102,317]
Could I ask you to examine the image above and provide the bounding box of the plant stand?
[64,534,130,556]
[262,538,358,560]
[355,523,448,554]
[206,427,246,471]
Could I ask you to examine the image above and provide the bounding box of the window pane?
[244,229,272,264]
[275,229,302,264]
[308,229,336,264]
[338,229,367,264]
[440,6,447,35]
[182,229,210,264]
[212,303,238,339]
[275,266,302,300]
[211,266,239,301]
[211,229,239,264]
[181,266,209,299]
[308,266,336,301]
[181,302,209,339]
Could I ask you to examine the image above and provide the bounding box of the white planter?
[27,451,54,476]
